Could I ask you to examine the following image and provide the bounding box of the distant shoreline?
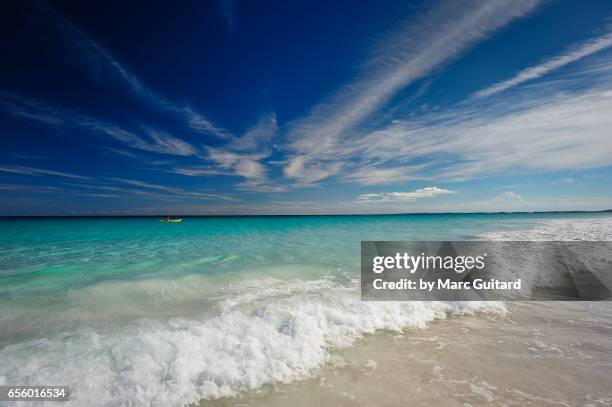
[1,210,611,218]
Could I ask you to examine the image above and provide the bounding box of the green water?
[1,213,609,297]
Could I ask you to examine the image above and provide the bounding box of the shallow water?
[0,213,611,406]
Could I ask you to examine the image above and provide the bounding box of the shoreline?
[200,302,612,406]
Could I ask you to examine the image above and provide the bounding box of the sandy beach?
[203,302,612,406]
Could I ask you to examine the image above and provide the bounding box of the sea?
[0,212,611,406]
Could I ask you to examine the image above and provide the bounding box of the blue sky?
[1,0,612,215]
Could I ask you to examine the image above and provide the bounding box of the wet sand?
[202,302,612,406]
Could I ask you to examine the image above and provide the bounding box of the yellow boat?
[160,217,182,223]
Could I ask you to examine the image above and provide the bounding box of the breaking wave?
[0,277,503,406]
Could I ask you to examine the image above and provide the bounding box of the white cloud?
[0,178,239,203]
[484,191,529,211]
[183,107,232,139]
[102,147,138,159]
[342,164,429,185]
[0,183,63,192]
[474,31,612,98]
[0,165,92,180]
[359,86,612,183]
[490,191,527,205]
[192,113,279,189]
[206,148,267,180]
[110,178,238,201]
[285,0,541,185]
[295,53,612,187]
[140,128,197,156]
[283,156,343,185]
[358,186,455,203]
[233,158,266,180]
[0,90,280,188]
[94,124,200,156]
[0,92,65,126]
[228,113,277,152]
[0,93,201,157]
[169,166,230,177]
[551,177,575,185]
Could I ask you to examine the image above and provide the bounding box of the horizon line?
[1,209,611,218]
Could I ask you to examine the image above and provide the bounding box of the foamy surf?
[0,277,504,406]
[478,216,612,241]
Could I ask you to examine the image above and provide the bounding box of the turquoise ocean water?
[2,213,610,297]
[1,212,611,405]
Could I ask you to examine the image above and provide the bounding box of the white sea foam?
[479,216,612,241]
[0,277,503,406]
[476,216,612,296]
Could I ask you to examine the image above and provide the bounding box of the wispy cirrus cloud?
[285,0,541,185]
[0,92,199,157]
[0,165,92,180]
[0,183,64,192]
[215,0,237,31]
[0,178,237,203]
[170,165,231,177]
[551,177,575,185]
[358,186,455,203]
[0,91,65,126]
[172,112,280,189]
[110,178,238,201]
[357,84,612,183]
[342,163,430,185]
[283,157,342,185]
[280,39,612,188]
[61,180,237,202]
[227,113,277,152]
[37,1,231,139]
[206,149,267,180]
[101,147,139,159]
[488,191,527,206]
[0,91,282,189]
[92,125,198,156]
[474,30,612,98]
